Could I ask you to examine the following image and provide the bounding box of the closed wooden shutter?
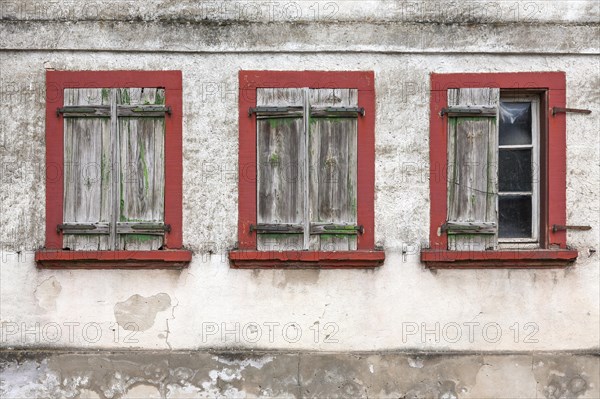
[62,88,166,250]
[255,87,359,251]
[446,88,499,251]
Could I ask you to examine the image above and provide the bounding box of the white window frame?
[498,93,540,248]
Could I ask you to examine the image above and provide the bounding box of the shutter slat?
[447,88,499,251]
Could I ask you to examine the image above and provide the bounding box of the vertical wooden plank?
[447,88,499,251]
[110,88,119,250]
[63,88,111,250]
[309,89,358,251]
[117,88,165,250]
[303,88,310,250]
[256,88,305,251]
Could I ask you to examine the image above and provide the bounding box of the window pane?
[498,195,532,238]
[499,149,532,192]
[499,102,532,145]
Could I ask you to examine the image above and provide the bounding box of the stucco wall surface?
[1,351,599,399]
[0,1,599,355]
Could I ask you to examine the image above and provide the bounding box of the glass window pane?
[499,149,532,192]
[499,102,532,145]
[499,195,532,238]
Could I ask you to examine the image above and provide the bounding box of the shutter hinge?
[248,106,303,117]
[57,223,96,233]
[440,106,497,117]
[552,224,591,232]
[249,106,365,117]
[551,107,591,116]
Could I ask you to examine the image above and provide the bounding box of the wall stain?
[114,293,171,332]
[34,276,62,311]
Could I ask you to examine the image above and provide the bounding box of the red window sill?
[229,250,385,269]
[35,250,192,269]
[420,249,578,269]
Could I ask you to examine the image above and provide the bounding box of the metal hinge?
[551,107,592,116]
[57,105,171,117]
[249,106,365,117]
[321,107,365,116]
[250,223,364,235]
[441,221,497,234]
[552,224,592,232]
[248,106,303,117]
[440,106,497,117]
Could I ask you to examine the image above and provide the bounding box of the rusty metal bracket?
[440,106,497,117]
[552,107,592,116]
[248,106,303,117]
[57,223,96,233]
[322,107,365,116]
[249,224,303,233]
[552,224,592,233]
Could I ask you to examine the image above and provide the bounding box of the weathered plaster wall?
[1,50,598,352]
[0,1,599,396]
[1,351,599,399]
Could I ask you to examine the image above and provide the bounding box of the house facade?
[1,1,599,397]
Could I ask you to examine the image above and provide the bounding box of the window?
[498,93,540,245]
[421,72,578,268]
[36,71,191,268]
[229,71,384,268]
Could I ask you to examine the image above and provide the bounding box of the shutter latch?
[552,224,591,232]
[551,107,592,116]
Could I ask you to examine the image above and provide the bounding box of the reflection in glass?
[499,102,532,145]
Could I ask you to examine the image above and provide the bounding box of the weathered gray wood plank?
[308,89,358,251]
[63,88,111,250]
[256,88,305,251]
[117,88,165,250]
[447,88,499,251]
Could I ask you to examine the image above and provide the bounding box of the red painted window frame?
[36,70,191,269]
[421,72,577,268]
[229,71,384,268]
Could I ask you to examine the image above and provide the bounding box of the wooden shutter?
[308,89,358,251]
[117,88,166,250]
[62,88,166,251]
[446,88,499,251]
[256,88,305,251]
[63,88,112,250]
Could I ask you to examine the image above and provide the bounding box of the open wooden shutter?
[62,89,112,250]
[256,88,305,251]
[446,88,499,251]
[308,89,358,251]
[117,88,166,250]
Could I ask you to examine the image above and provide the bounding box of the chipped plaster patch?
[408,357,424,368]
[114,293,171,331]
[34,276,62,311]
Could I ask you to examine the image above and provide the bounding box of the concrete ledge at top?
[1,0,599,24]
[1,20,598,54]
